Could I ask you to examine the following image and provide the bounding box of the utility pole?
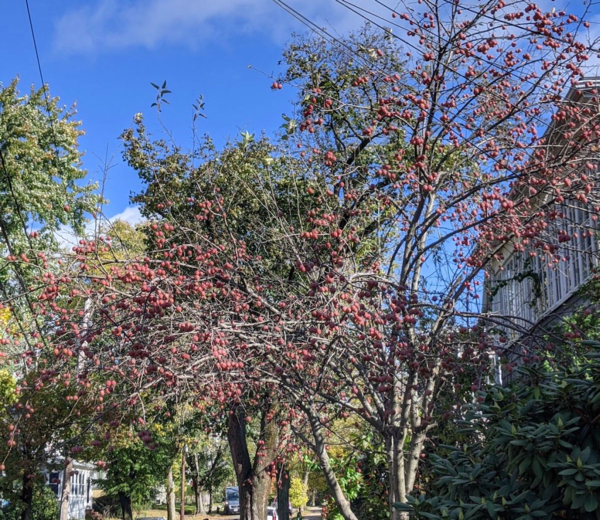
[180,444,186,519]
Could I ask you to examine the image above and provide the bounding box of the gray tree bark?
[192,453,204,514]
[59,458,72,520]
[228,404,279,520]
[305,406,359,520]
[20,472,34,520]
[117,492,133,520]
[166,465,177,520]
[180,447,186,520]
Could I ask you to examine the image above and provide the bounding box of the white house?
[47,460,102,519]
[483,79,600,379]
[485,200,597,338]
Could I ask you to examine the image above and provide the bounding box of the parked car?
[267,505,278,520]
[224,486,240,515]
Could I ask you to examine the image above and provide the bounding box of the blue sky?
[2,0,382,227]
[4,0,600,234]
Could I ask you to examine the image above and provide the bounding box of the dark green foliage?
[0,481,59,520]
[123,128,319,283]
[187,441,232,509]
[399,343,600,519]
[98,432,174,513]
[323,428,388,520]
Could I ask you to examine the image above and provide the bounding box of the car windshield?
[227,490,239,501]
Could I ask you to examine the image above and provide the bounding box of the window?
[49,472,61,497]
[70,472,85,496]
[488,197,599,339]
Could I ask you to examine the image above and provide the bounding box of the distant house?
[47,460,101,519]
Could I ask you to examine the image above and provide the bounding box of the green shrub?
[289,477,308,510]
[399,343,600,519]
[0,483,59,520]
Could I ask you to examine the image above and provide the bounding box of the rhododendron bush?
[3,1,600,519]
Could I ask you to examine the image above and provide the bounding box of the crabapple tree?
[255,4,600,518]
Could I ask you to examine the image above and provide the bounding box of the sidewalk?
[136,508,322,520]
[298,506,322,520]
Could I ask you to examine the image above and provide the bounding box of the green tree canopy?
[0,79,99,257]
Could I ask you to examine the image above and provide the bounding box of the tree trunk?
[166,465,177,520]
[306,406,358,520]
[388,431,407,520]
[228,403,279,520]
[180,446,186,520]
[208,485,213,514]
[302,468,311,508]
[118,491,133,520]
[20,473,34,520]
[277,464,290,520]
[240,474,271,520]
[59,458,73,520]
[192,477,201,515]
[192,453,204,514]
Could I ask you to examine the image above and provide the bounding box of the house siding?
[47,460,98,519]
[487,201,598,338]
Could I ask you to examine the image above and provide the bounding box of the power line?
[24,0,47,89]
[270,0,599,179]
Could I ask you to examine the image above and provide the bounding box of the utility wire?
[271,0,591,135]
[24,0,47,90]
[0,1,62,355]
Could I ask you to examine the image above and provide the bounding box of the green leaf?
[532,457,543,479]
[519,457,532,474]
[486,501,498,519]
[585,494,598,513]
[559,468,579,476]
[572,493,587,510]
[581,446,591,463]
[392,502,413,512]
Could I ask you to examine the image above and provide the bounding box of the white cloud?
[52,0,386,54]
[55,205,144,250]
[108,205,144,226]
